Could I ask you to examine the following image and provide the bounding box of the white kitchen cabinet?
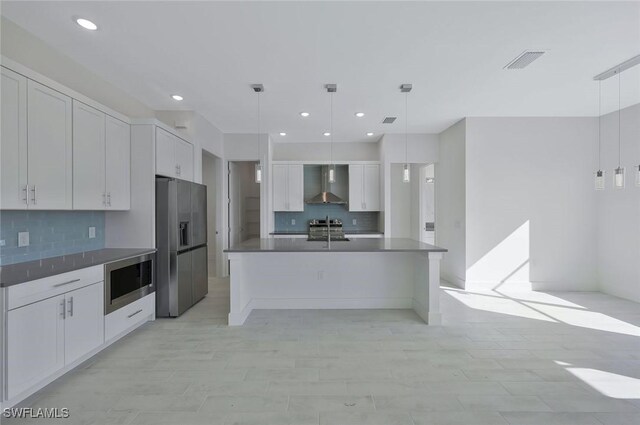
[73,101,106,209]
[155,127,193,181]
[1,67,28,210]
[175,138,194,180]
[6,280,104,400]
[64,282,105,365]
[7,294,65,399]
[349,164,380,211]
[27,79,73,209]
[105,116,131,210]
[73,102,131,210]
[272,164,304,211]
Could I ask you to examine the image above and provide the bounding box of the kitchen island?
[225,238,447,326]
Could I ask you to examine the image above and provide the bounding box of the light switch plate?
[18,231,29,247]
[88,226,96,239]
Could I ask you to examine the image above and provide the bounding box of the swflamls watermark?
[2,407,70,419]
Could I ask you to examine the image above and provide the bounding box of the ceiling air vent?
[382,117,397,124]
[504,51,545,70]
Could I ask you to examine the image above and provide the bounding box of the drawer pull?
[127,309,143,318]
[53,278,81,288]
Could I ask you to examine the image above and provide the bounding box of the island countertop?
[225,238,447,253]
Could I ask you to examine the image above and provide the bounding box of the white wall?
[1,17,152,118]
[597,103,640,302]
[465,117,598,291]
[272,142,379,161]
[435,120,466,287]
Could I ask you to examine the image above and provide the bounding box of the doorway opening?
[202,152,222,278]
[228,161,261,248]
[390,163,435,242]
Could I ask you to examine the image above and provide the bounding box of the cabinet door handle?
[31,185,36,205]
[22,185,29,206]
[53,278,80,288]
[102,192,106,206]
[127,309,143,318]
[67,296,74,317]
[60,299,66,319]
[107,192,111,206]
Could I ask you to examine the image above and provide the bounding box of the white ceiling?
[2,1,639,143]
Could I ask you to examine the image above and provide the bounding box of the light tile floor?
[6,278,640,425]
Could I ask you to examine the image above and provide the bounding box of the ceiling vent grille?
[505,51,545,69]
[382,117,397,124]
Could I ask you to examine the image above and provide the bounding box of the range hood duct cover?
[306,166,347,205]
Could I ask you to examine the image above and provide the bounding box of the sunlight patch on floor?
[567,367,640,399]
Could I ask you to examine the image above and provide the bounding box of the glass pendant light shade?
[635,165,640,187]
[595,170,605,191]
[255,162,262,184]
[614,167,625,189]
[403,163,410,183]
[328,164,336,184]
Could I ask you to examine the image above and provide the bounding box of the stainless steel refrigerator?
[156,177,208,317]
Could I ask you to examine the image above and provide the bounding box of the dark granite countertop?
[270,231,384,235]
[0,248,156,287]
[226,238,446,253]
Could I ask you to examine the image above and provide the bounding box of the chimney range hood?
[306,165,347,205]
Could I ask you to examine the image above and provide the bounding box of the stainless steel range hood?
[306,165,347,205]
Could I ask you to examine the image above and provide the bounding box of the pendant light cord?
[618,70,621,168]
[257,91,261,163]
[330,92,334,164]
[598,80,602,171]
[405,92,408,164]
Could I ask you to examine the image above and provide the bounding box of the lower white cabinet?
[7,294,65,399]
[6,281,104,399]
[105,293,155,342]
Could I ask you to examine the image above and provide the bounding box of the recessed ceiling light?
[76,18,98,31]
[300,112,310,117]
[171,95,184,101]
[323,132,331,137]
[366,132,374,136]
[279,132,287,136]
[355,112,365,118]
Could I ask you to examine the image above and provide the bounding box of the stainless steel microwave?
[104,253,155,315]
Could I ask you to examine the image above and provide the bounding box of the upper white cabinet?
[73,101,131,210]
[1,67,28,210]
[273,164,304,212]
[349,164,380,211]
[105,116,131,210]
[73,101,106,209]
[27,80,73,210]
[155,127,193,181]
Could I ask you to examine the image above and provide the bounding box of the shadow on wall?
[466,220,531,291]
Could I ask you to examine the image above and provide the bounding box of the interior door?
[64,282,104,365]
[27,79,73,209]
[1,67,28,210]
[105,116,131,210]
[72,100,106,210]
[228,161,242,247]
[192,246,208,303]
[177,251,193,315]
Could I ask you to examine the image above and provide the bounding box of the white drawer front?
[7,265,103,310]
[105,293,155,342]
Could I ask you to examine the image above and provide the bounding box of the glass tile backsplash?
[274,204,379,232]
[0,211,105,266]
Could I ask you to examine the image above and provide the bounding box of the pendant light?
[594,81,605,190]
[613,71,625,189]
[326,84,337,183]
[401,84,412,183]
[251,84,264,184]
